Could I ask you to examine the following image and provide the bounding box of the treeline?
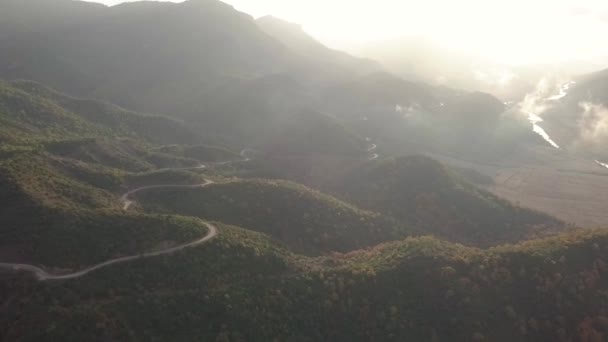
[3,227,608,341]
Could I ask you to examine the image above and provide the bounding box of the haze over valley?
[1,0,608,341]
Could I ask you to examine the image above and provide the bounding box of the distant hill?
[0,0,291,108]
[232,154,567,247]
[0,0,378,155]
[319,71,437,118]
[315,73,539,160]
[259,109,367,157]
[571,68,608,105]
[0,0,534,161]
[185,74,368,157]
[257,16,381,77]
[0,80,200,147]
[423,91,541,158]
[330,155,567,247]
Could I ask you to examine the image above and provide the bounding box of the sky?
[90,0,608,66]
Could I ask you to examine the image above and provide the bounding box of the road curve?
[0,224,217,281]
[0,149,254,281]
[0,181,218,281]
[121,180,214,210]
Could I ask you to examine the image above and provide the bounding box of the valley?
[1,0,608,341]
[430,146,608,227]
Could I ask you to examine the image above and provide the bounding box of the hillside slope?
[0,0,376,156]
[0,0,529,162]
[257,15,380,77]
[134,178,410,255]
[0,151,209,269]
[0,80,232,269]
[0,80,199,147]
[331,155,568,247]
[0,80,398,266]
[230,154,568,247]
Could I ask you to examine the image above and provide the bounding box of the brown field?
[429,146,608,228]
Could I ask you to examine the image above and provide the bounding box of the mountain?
[570,68,608,105]
[257,16,381,77]
[423,91,544,159]
[319,71,438,118]
[0,0,290,106]
[0,0,386,156]
[0,0,535,162]
[0,0,366,154]
[314,72,540,160]
[231,154,567,247]
[134,178,411,255]
[189,74,368,156]
[0,80,201,147]
[329,155,567,247]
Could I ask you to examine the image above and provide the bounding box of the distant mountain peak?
[257,15,322,50]
[257,15,381,76]
[180,0,235,9]
[257,15,305,33]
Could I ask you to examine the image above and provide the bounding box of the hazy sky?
[91,0,608,65]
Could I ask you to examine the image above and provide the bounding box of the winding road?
[366,140,379,161]
[121,180,214,211]
[0,224,217,281]
[0,146,371,281]
[0,149,254,281]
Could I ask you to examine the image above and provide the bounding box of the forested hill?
[0,80,200,147]
[227,153,568,247]
[328,155,567,247]
[3,223,608,341]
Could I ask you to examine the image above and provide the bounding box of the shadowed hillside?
[135,178,411,255]
[331,155,568,247]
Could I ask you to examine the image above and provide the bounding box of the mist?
[3,1,608,341]
[575,102,608,154]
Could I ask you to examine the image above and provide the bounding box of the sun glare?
[221,0,608,65]
[92,0,608,65]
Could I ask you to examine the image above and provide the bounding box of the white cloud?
[577,102,608,147]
